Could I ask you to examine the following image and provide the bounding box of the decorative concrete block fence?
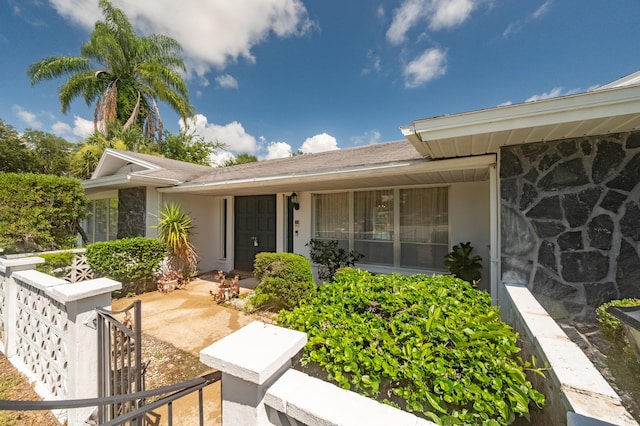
[0,256,121,425]
[200,321,435,426]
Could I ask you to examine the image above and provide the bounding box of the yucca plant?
[155,203,198,278]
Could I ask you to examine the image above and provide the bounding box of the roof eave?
[402,84,640,158]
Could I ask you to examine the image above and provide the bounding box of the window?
[313,187,448,271]
[85,198,118,242]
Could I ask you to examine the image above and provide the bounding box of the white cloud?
[525,87,580,102]
[497,101,513,107]
[216,74,239,89]
[51,121,72,135]
[265,141,293,159]
[299,133,339,154]
[387,0,476,44]
[351,129,382,146]
[503,0,553,38]
[13,105,42,128]
[362,50,382,75]
[48,0,315,76]
[72,116,94,138]
[209,150,236,167]
[180,114,258,153]
[403,48,447,88]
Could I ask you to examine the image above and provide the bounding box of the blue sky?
[1,0,639,164]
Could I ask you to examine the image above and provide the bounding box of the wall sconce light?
[290,192,300,210]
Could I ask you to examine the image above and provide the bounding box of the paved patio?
[110,276,263,425]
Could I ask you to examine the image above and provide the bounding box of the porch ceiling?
[401,84,640,159]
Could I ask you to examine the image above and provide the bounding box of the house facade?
[84,71,640,320]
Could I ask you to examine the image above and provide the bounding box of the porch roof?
[401,71,640,159]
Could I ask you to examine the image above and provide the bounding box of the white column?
[0,257,44,356]
[200,321,307,426]
[51,277,121,425]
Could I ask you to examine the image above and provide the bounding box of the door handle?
[251,236,258,247]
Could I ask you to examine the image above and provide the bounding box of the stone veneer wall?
[117,187,147,239]
[500,131,640,321]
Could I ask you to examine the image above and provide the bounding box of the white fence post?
[0,257,44,357]
[200,321,307,426]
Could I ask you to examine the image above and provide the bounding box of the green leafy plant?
[444,241,482,284]
[249,252,316,311]
[33,251,75,278]
[86,237,166,296]
[306,238,364,282]
[596,298,640,343]
[155,202,198,278]
[279,268,545,425]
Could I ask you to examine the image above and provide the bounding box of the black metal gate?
[96,300,146,424]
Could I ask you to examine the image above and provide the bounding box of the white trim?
[402,84,640,142]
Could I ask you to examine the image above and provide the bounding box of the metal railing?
[0,371,222,426]
[96,300,144,423]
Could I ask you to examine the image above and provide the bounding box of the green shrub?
[279,268,545,425]
[596,298,640,342]
[86,237,167,296]
[0,173,85,254]
[250,252,316,311]
[306,238,363,282]
[444,241,482,284]
[33,251,75,278]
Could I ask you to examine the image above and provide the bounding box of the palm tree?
[27,0,193,143]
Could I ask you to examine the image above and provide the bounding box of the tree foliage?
[27,0,193,143]
[0,173,86,253]
[223,152,258,167]
[160,131,222,165]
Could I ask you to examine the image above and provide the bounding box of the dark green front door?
[234,195,276,271]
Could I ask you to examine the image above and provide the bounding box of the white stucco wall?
[449,181,491,292]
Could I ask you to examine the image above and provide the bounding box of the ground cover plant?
[279,268,545,425]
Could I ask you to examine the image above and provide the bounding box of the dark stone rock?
[558,231,584,251]
[532,268,578,298]
[560,251,609,282]
[599,190,627,213]
[561,187,602,228]
[527,195,563,220]
[607,153,640,192]
[581,140,592,155]
[558,140,577,156]
[501,206,536,256]
[539,158,589,191]
[563,300,586,316]
[587,214,614,250]
[501,178,518,204]
[523,168,539,184]
[521,142,548,161]
[117,187,147,239]
[626,132,640,149]
[520,183,538,210]
[616,239,640,299]
[584,282,618,309]
[531,220,566,239]
[592,140,626,184]
[620,202,640,242]
[500,149,523,178]
[539,152,561,172]
[538,240,557,272]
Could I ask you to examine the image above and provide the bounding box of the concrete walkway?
[110,277,263,426]
[111,277,260,355]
